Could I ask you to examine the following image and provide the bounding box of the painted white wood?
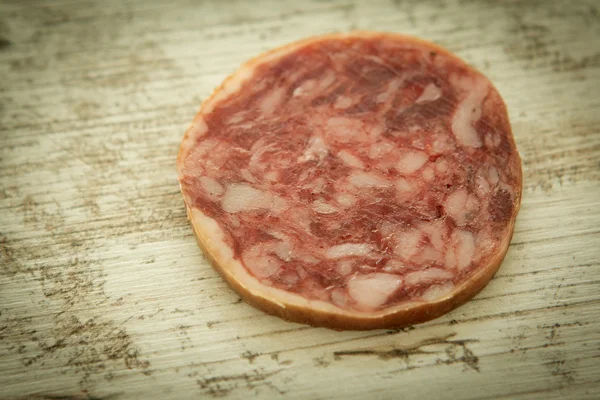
[1,0,599,398]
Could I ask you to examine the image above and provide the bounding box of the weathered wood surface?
[1,0,599,398]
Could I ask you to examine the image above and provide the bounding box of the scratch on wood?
[0,37,11,50]
[313,356,331,368]
[0,234,20,276]
[196,368,284,397]
[22,394,122,400]
[334,333,481,372]
[206,320,220,328]
[544,359,576,384]
[175,325,194,350]
[241,350,259,364]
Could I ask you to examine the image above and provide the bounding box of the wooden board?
[1,0,599,398]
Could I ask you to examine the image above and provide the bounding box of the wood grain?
[1,0,599,399]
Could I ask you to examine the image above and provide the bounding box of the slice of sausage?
[177,31,522,330]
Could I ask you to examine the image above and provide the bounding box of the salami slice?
[177,32,522,330]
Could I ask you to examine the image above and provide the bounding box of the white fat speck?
[194,117,208,137]
[326,243,375,259]
[298,136,328,164]
[484,134,494,148]
[259,86,286,114]
[349,171,390,188]
[221,183,271,214]
[272,240,293,262]
[432,134,454,153]
[396,151,428,175]
[297,253,320,265]
[281,272,299,285]
[293,79,316,97]
[289,207,312,234]
[326,117,365,143]
[395,177,416,193]
[265,171,280,182]
[303,177,327,194]
[378,221,396,239]
[413,245,443,264]
[226,111,246,125]
[405,268,453,286]
[450,75,488,148]
[421,282,454,301]
[242,244,281,279]
[368,141,394,159]
[317,72,337,91]
[445,189,479,226]
[199,176,224,197]
[331,289,349,308]
[338,150,364,168]
[488,166,500,184]
[311,199,338,214]
[475,174,491,196]
[419,220,445,251]
[336,260,355,276]
[347,273,403,310]
[416,83,442,104]
[298,168,312,182]
[335,192,357,208]
[240,169,257,183]
[445,229,476,270]
[376,78,403,107]
[445,188,468,226]
[334,95,353,109]
[394,229,422,260]
[369,124,385,139]
[422,167,435,182]
[435,157,449,173]
[383,259,407,273]
[493,134,501,147]
[272,195,289,214]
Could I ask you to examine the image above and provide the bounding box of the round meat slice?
[177,31,522,330]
